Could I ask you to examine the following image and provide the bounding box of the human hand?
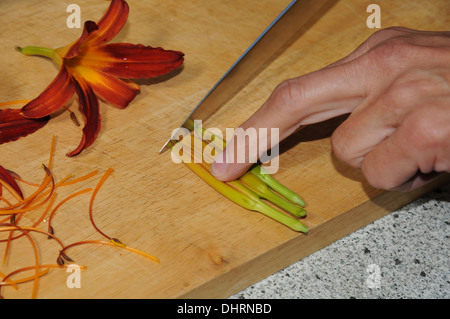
[210,27,450,191]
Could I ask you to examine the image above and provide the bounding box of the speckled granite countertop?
[232,182,450,299]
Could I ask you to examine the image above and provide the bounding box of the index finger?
[210,59,371,181]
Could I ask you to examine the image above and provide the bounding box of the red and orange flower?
[1,0,184,156]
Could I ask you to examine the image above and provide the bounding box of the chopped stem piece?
[240,172,306,217]
[172,133,309,232]
[251,165,306,207]
[192,124,306,208]
[183,160,308,233]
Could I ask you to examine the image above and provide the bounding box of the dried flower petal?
[56,255,65,266]
[85,43,185,79]
[0,108,49,145]
[66,78,101,157]
[0,165,23,200]
[20,66,76,119]
[59,251,74,262]
[90,0,129,46]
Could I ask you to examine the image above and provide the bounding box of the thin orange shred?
[47,188,92,232]
[0,99,31,108]
[0,136,158,299]
[89,168,114,241]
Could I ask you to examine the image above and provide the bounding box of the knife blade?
[159,0,330,153]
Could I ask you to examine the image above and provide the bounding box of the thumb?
[210,60,370,181]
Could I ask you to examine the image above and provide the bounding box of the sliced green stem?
[171,135,308,232]
[183,161,307,233]
[251,165,306,207]
[196,127,306,208]
[254,201,308,233]
[240,172,306,217]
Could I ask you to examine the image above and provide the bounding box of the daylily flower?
[14,0,184,156]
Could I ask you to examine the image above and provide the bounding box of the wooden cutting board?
[0,0,448,298]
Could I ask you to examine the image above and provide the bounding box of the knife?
[159,0,330,153]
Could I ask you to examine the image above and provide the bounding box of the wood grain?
[0,0,448,298]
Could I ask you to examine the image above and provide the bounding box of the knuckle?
[366,27,409,46]
[364,28,450,73]
[360,162,391,190]
[404,105,450,173]
[269,78,305,114]
[380,70,450,122]
[404,108,444,150]
[370,36,414,64]
[330,125,357,166]
[381,78,423,115]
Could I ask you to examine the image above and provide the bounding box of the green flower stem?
[178,151,308,233]
[193,121,225,150]
[255,199,308,233]
[251,165,306,207]
[240,172,306,217]
[16,46,63,66]
[197,134,307,214]
[228,180,260,202]
[171,133,308,232]
[195,124,306,208]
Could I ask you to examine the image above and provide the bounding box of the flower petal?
[61,21,99,59]
[20,66,76,119]
[56,0,128,58]
[91,0,129,45]
[70,65,140,109]
[0,165,24,200]
[0,108,49,144]
[66,79,101,157]
[82,43,185,79]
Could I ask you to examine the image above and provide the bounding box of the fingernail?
[210,151,228,179]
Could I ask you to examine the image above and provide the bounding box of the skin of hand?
[210,27,450,191]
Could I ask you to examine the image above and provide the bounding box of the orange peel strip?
[89,168,114,240]
[57,170,98,187]
[47,188,92,230]
[60,240,160,264]
[48,135,56,169]
[0,180,23,203]
[0,225,40,298]
[0,167,53,212]
[0,270,19,290]
[0,264,87,299]
[0,99,31,107]
[0,269,48,287]
[1,193,58,264]
[0,225,66,249]
[0,174,55,216]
